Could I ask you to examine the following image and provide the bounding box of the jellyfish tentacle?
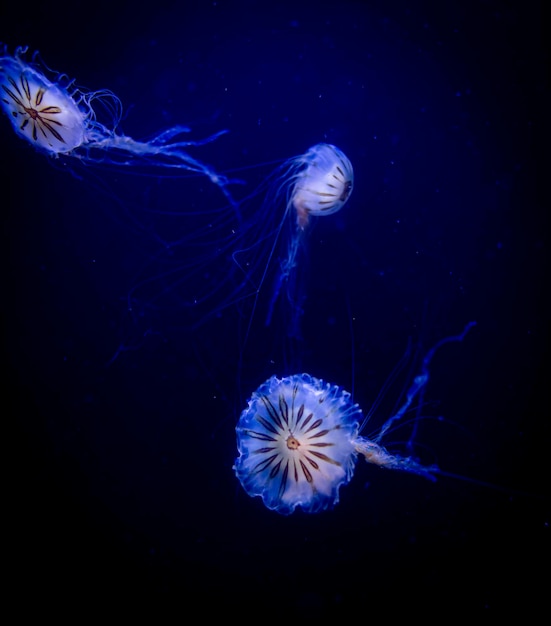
[374,321,477,445]
[264,224,303,329]
[354,438,438,482]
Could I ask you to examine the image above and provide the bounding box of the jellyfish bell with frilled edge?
[0,53,86,154]
[234,373,362,515]
[291,143,354,228]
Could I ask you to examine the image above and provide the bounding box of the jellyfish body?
[234,373,435,515]
[123,143,353,340]
[267,143,353,331]
[0,54,85,153]
[234,373,362,515]
[232,143,354,338]
[234,322,476,515]
[0,46,235,201]
[289,143,354,228]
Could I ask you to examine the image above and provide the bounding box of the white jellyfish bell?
[235,373,363,515]
[289,142,354,228]
[0,45,236,202]
[1,58,86,154]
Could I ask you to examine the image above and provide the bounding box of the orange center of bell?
[286,436,300,450]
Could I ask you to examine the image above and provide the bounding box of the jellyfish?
[123,142,354,343]
[0,45,235,203]
[233,142,354,338]
[234,322,476,515]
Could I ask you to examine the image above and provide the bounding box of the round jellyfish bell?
[234,373,362,515]
[288,142,354,228]
[1,57,85,153]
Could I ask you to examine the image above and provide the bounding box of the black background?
[2,0,548,618]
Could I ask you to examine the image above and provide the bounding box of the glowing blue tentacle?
[264,225,303,328]
[148,126,229,147]
[354,438,438,481]
[79,131,240,208]
[374,321,477,445]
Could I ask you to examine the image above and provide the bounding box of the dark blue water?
[2,0,547,617]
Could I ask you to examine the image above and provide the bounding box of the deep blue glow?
[2,0,545,615]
